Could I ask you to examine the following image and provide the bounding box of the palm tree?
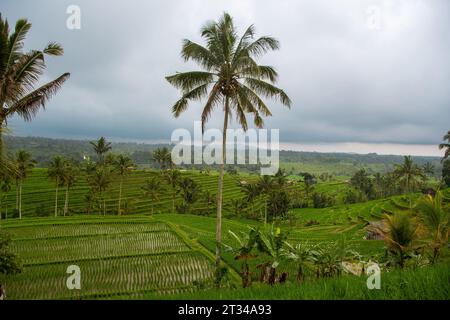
[113,155,134,215]
[438,130,450,163]
[164,169,181,213]
[416,191,449,262]
[283,241,314,283]
[89,137,112,165]
[257,175,276,224]
[166,13,291,273]
[47,156,66,217]
[422,162,435,178]
[378,212,418,268]
[88,167,112,215]
[393,156,426,206]
[141,177,166,214]
[240,182,259,217]
[62,161,77,217]
[13,150,36,219]
[152,147,172,170]
[0,15,69,157]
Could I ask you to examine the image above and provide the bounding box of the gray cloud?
[3,0,450,145]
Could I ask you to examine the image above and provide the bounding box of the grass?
[148,262,449,300]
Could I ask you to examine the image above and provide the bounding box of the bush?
[312,192,335,208]
[34,204,49,217]
[343,188,367,204]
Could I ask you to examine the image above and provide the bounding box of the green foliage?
[0,231,22,275]
[312,192,335,208]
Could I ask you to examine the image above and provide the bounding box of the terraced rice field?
[0,216,216,299]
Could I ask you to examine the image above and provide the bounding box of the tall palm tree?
[0,15,69,156]
[13,150,36,219]
[47,156,66,217]
[113,155,134,215]
[141,177,166,214]
[164,169,181,213]
[166,13,291,272]
[393,156,426,196]
[88,167,112,215]
[62,161,77,217]
[152,147,172,170]
[422,162,435,178]
[438,130,450,163]
[89,137,112,165]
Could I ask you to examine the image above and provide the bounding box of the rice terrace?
[0,0,449,306]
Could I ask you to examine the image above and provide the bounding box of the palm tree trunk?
[15,182,19,210]
[54,180,59,217]
[118,177,123,215]
[103,197,106,215]
[215,96,229,279]
[19,181,22,219]
[64,186,69,216]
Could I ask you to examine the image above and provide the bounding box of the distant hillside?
[3,135,442,176]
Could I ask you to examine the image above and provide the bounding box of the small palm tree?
[0,15,69,160]
[438,130,450,163]
[113,155,134,215]
[164,169,181,213]
[416,191,449,262]
[152,147,172,170]
[13,150,36,219]
[393,156,426,206]
[141,177,166,214]
[240,182,259,217]
[166,13,291,273]
[88,167,112,215]
[379,212,418,268]
[422,162,435,178]
[89,137,112,165]
[47,156,66,217]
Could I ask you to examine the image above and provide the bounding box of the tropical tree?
[47,156,66,217]
[13,150,36,219]
[393,156,426,204]
[378,212,418,268]
[282,241,315,283]
[438,130,450,163]
[0,15,69,156]
[240,182,259,218]
[141,177,166,214]
[255,226,287,284]
[0,230,22,275]
[422,162,435,178]
[88,167,112,215]
[416,192,449,262]
[224,228,259,288]
[166,12,291,273]
[203,190,216,215]
[164,169,181,213]
[257,175,275,224]
[113,155,134,215]
[177,177,201,213]
[89,137,112,165]
[61,161,77,216]
[152,147,172,170]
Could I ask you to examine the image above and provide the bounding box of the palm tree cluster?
[225,227,358,288]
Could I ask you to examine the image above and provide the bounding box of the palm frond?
[245,77,291,107]
[7,72,70,121]
[166,71,216,92]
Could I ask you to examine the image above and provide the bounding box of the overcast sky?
[2,0,449,156]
